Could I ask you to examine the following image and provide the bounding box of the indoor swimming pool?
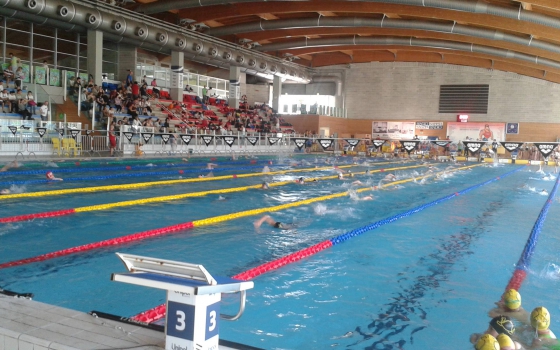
[0,155,559,349]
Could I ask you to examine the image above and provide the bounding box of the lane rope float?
[504,172,560,292]
[0,159,275,176]
[0,164,363,201]
[0,164,471,270]
[132,164,521,323]
[0,164,427,223]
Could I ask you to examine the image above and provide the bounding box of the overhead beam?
[238,27,560,63]
[179,1,560,43]
[318,11,337,17]
[279,45,560,75]
[258,13,279,20]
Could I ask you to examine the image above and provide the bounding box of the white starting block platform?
[111,253,255,350]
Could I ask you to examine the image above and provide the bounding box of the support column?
[170,50,184,102]
[86,30,103,85]
[228,66,241,109]
[272,75,282,113]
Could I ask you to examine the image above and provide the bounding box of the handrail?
[220,290,247,321]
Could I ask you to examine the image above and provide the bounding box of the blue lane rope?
[329,166,524,246]
[515,172,560,271]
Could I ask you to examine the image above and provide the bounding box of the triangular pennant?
[400,140,420,154]
[462,141,486,154]
[246,136,258,146]
[141,133,153,143]
[70,129,80,140]
[180,134,192,145]
[293,138,307,150]
[345,139,360,147]
[161,134,171,144]
[201,135,214,146]
[86,130,93,136]
[500,142,523,152]
[36,127,46,138]
[431,141,452,147]
[222,136,236,147]
[318,139,333,150]
[57,129,64,137]
[123,132,133,142]
[534,143,557,159]
[268,137,280,145]
[8,126,17,135]
[372,140,385,149]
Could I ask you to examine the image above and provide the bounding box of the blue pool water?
[0,156,559,349]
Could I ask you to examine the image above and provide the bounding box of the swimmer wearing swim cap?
[489,289,529,323]
[497,334,515,350]
[253,215,295,230]
[475,334,500,350]
[0,189,10,195]
[530,307,556,347]
[296,177,305,184]
[46,171,63,181]
[471,315,521,348]
[262,182,269,190]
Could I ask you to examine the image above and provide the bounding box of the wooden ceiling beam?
[243,27,560,62]
[182,1,560,42]
[281,45,560,75]
[258,13,279,20]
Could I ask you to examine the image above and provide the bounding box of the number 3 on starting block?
[166,292,221,347]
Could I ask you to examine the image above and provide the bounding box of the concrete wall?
[245,83,270,105]
[343,62,560,123]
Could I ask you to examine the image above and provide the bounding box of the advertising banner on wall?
[372,121,415,140]
[447,122,505,142]
[415,122,443,130]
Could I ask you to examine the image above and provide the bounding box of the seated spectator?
[14,67,24,89]
[18,98,30,120]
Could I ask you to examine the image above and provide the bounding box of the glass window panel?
[32,49,53,65]
[103,41,118,50]
[5,19,29,31]
[6,29,30,46]
[57,29,77,41]
[33,24,54,37]
[102,49,118,63]
[33,34,54,51]
[57,53,77,71]
[102,62,117,78]
[57,39,77,55]
[79,57,87,71]
[144,65,154,80]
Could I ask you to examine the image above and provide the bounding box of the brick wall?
[344,62,560,123]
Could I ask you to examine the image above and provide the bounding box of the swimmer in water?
[474,334,499,350]
[382,173,397,181]
[489,289,529,324]
[470,315,521,349]
[206,163,218,170]
[0,189,10,195]
[524,306,557,348]
[0,160,18,172]
[295,177,305,184]
[253,215,295,230]
[261,182,269,190]
[198,171,214,178]
[541,189,549,195]
[46,171,63,181]
[262,165,270,173]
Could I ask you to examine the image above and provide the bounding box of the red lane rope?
[131,240,334,323]
[0,209,76,223]
[0,222,194,269]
